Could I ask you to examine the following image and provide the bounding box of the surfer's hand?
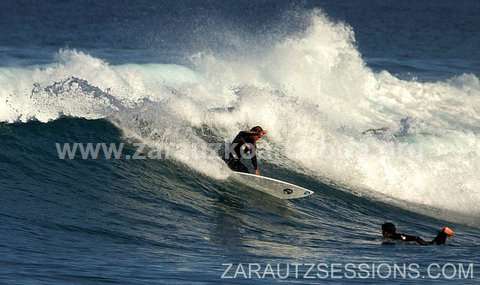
[255,169,260,176]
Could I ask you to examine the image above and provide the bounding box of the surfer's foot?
[442,227,455,237]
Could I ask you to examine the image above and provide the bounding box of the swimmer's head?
[382,222,397,238]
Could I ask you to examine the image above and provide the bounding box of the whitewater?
[3,1,480,283]
[1,12,479,222]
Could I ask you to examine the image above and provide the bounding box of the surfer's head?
[382,222,397,237]
[250,126,267,140]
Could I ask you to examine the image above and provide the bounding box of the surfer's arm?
[251,155,259,174]
[232,138,246,158]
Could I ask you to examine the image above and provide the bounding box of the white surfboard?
[231,172,314,200]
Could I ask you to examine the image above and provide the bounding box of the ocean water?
[1,1,480,284]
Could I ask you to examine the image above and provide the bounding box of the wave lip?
[1,12,480,219]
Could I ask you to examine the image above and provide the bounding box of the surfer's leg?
[235,162,249,173]
[227,159,250,173]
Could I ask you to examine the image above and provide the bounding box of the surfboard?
[230,172,314,200]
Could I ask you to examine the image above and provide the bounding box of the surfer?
[381,222,455,245]
[226,126,267,175]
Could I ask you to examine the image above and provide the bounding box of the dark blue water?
[1,1,480,284]
[2,0,479,77]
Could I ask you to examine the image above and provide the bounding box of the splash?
[1,12,479,217]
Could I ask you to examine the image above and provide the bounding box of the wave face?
[2,117,480,284]
[1,3,480,284]
[2,12,480,218]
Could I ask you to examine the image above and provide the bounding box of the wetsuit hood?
[382,222,396,237]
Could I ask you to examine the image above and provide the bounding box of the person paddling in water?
[381,223,455,245]
[226,126,267,175]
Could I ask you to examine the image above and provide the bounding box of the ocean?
[1,0,479,284]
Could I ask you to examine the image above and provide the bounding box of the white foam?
[189,11,480,217]
[1,11,479,218]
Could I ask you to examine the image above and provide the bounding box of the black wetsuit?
[226,131,258,173]
[383,230,448,245]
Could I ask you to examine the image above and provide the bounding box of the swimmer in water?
[382,222,455,245]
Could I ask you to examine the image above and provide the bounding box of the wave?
[1,11,479,219]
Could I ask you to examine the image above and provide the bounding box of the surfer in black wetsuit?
[381,222,455,245]
[226,126,267,175]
